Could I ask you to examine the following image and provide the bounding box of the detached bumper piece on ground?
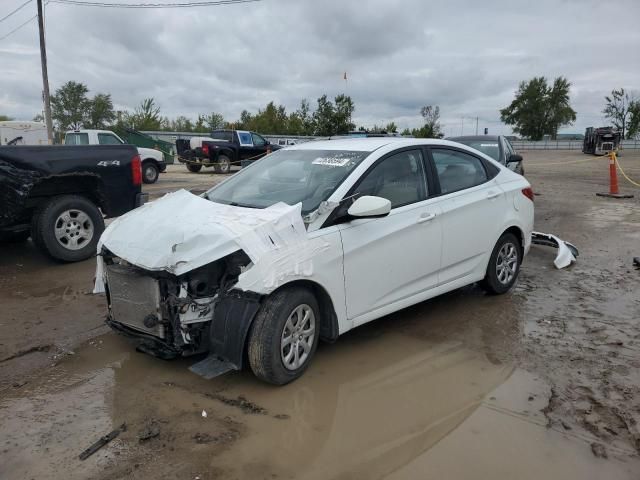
[531,231,579,269]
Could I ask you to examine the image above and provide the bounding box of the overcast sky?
[1,0,639,136]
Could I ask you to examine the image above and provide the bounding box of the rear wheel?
[215,154,231,174]
[481,232,522,294]
[248,287,320,385]
[142,161,159,184]
[187,162,202,173]
[32,195,105,262]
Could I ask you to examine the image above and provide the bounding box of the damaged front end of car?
[101,247,261,375]
[93,189,321,378]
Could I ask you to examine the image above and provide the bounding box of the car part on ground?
[531,231,578,269]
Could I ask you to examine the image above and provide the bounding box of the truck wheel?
[248,287,320,385]
[215,155,231,174]
[142,161,159,184]
[187,162,202,173]
[32,195,105,262]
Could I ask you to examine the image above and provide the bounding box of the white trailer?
[0,121,48,146]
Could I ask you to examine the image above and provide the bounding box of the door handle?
[486,191,501,199]
[417,212,436,224]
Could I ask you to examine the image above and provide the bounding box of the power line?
[0,13,37,41]
[0,0,33,24]
[49,0,261,8]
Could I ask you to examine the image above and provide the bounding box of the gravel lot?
[1,150,639,479]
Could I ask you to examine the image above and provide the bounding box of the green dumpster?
[115,128,175,164]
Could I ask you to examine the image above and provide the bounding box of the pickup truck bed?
[0,145,146,262]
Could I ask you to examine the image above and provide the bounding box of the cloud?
[0,0,639,135]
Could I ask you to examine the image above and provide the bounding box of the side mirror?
[507,153,523,163]
[347,195,391,218]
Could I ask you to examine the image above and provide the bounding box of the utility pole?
[37,0,54,144]
[475,116,478,135]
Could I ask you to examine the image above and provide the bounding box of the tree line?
[24,80,443,140]
[6,79,638,140]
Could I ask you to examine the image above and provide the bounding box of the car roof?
[287,137,464,152]
[447,135,501,142]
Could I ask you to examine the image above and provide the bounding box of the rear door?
[428,147,507,284]
[339,148,443,323]
[236,131,255,160]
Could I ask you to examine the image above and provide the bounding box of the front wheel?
[31,195,105,262]
[142,162,159,184]
[248,287,320,385]
[480,232,522,294]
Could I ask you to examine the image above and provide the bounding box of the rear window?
[65,133,89,145]
[453,140,500,162]
[211,131,233,142]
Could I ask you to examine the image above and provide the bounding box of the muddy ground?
[1,151,639,479]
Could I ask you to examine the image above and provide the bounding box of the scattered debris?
[138,420,161,442]
[633,257,640,269]
[201,410,207,418]
[79,423,127,460]
[531,231,578,269]
[273,414,290,420]
[12,379,27,389]
[590,442,608,459]
[192,430,239,445]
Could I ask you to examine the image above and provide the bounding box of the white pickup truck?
[64,129,166,183]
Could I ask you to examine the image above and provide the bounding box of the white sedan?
[96,138,534,384]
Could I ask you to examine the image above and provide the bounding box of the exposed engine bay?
[102,247,259,366]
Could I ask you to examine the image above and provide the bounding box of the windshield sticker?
[312,157,352,167]
[480,143,498,147]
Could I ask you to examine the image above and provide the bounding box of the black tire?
[248,287,320,385]
[31,195,105,262]
[186,162,202,173]
[142,161,159,184]
[214,154,231,174]
[0,230,30,243]
[480,232,522,295]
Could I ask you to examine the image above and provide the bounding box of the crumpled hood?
[98,189,306,276]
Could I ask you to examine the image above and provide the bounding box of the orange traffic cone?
[596,151,634,199]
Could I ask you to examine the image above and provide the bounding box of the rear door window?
[237,132,253,146]
[431,148,488,194]
[65,133,89,145]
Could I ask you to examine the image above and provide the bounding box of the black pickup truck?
[0,145,147,262]
[176,129,281,174]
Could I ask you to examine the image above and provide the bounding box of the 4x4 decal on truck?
[97,160,120,167]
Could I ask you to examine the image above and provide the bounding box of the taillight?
[202,144,209,155]
[522,187,534,202]
[131,154,142,186]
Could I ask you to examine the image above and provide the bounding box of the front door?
[338,149,443,323]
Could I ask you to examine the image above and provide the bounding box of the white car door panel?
[431,148,508,285]
[340,200,443,322]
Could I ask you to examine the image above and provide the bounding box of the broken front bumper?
[103,260,262,376]
[531,232,579,269]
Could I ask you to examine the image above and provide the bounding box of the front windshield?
[456,140,500,162]
[206,149,370,214]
